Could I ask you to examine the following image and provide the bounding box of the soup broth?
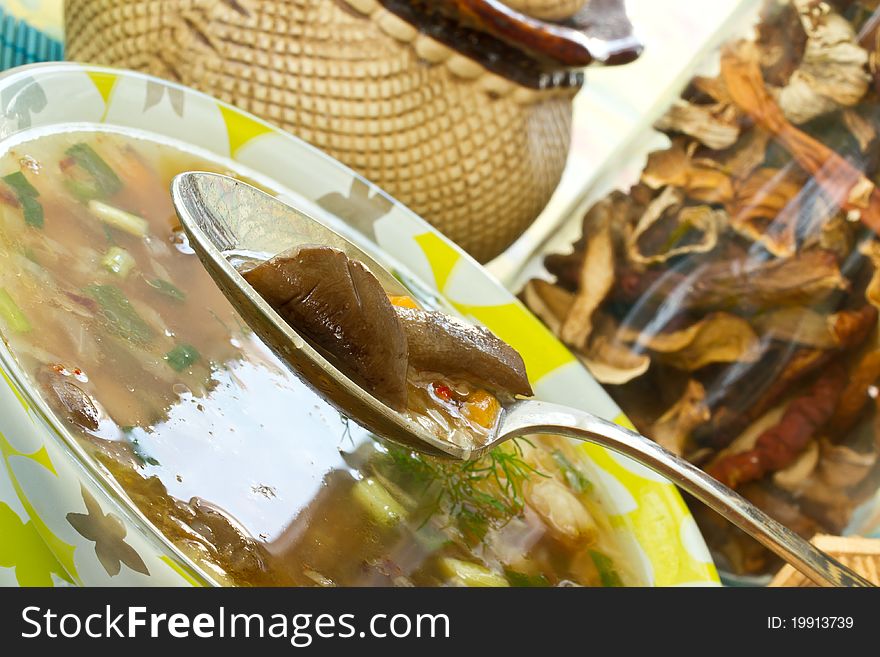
[0,130,634,586]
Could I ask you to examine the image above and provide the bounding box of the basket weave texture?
[65,0,576,262]
[769,534,880,587]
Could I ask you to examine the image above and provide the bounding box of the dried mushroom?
[776,3,870,124]
[618,312,760,371]
[520,0,880,577]
[654,99,741,150]
[650,380,709,455]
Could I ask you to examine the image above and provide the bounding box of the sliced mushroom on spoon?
[171,172,873,588]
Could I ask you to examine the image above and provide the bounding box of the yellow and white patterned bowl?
[0,62,719,587]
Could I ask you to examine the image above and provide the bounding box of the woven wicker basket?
[64,0,639,261]
[769,535,880,587]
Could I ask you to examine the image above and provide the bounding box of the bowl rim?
[0,61,719,587]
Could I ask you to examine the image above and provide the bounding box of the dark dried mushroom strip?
[394,306,533,397]
[243,245,409,410]
[707,364,846,488]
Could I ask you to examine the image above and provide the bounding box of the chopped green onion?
[131,439,159,466]
[3,171,44,228]
[0,288,31,333]
[552,450,593,494]
[88,200,148,237]
[438,558,509,587]
[503,569,551,587]
[101,246,136,277]
[164,344,200,372]
[2,171,38,197]
[352,477,407,527]
[65,143,122,199]
[84,284,154,345]
[146,278,186,302]
[589,550,623,587]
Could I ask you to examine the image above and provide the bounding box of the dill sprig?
[379,438,547,541]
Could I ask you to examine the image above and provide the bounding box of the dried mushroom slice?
[650,379,709,456]
[578,314,650,385]
[728,167,803,257]
[776,4,870,125]
[558,198,616,350]
[642,140,734,203]
[627,186,726,265]
[654,98,741,150]
[521,278,575,335]
[860,239,880,309]
[617,312,760,371]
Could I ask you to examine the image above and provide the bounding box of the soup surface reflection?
[0,130,634,586]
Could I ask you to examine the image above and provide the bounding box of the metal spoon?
[171,172,873,588]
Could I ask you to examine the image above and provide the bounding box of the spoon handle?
[499,400,874,587]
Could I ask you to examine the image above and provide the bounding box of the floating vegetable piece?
[650,380,709,456]
[0,288,31,333]
[88,200,149,237]
[395,306,532,397]
[243,245,409,410]
[776,6,870,125]
[101,246,136,277]
[64,143,123,200]
[2,171,43,228]
[352,477,407,527]
[588,550,624,587]
[437,558,508,587]
[84,284,155,346]
[146,278,186,302]
[707,364,846,488]
[164,344,200,372]
[559,197,615,350]
[654,98,741,149]
[524,477,598,545]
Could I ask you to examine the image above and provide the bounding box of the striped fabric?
[0,7,63,71]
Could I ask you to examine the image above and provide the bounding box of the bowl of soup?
[0,62,719,587]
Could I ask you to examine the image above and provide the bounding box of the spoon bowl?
[172,172,873,588]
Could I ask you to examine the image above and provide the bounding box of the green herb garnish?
[146,278,186,302]
[504,569,551,587]
[589,550,623,587]
[3,171,44,228]
[381,438,547,538]
[0,288,31,333]
[164,344,200,372]
[64,143,122,200]
[84,284,154,345]
[122,427,160,466]
[552,450,593,494]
